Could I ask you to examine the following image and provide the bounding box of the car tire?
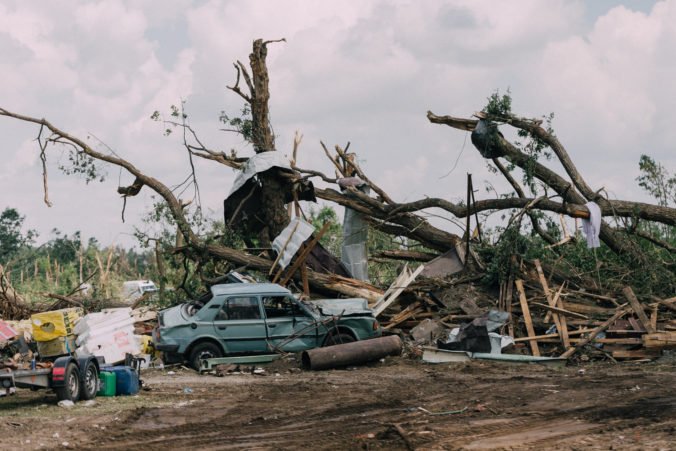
[189,342,223,371]
[79,361,99,400]
[324,333,356,347]
[55,362,80,403]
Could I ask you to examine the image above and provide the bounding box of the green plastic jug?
[97,371,117,397]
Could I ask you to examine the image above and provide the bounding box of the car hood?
[312,298,374,317]
[159,304,190,328]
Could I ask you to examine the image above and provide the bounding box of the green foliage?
[483,89,555,194]
[478,210,675,298]
[219,104,253,143]
[151,103,188,136]
[478,222,548,286]
[0,208,37,263]
[636,154,675,207]
[58,151,105,183]
[133,198,246,307]
[6,226,155,305]
[483,89,512,116]
[367,227,403,286]
[308,206,343,256]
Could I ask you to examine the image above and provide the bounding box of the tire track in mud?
[72,361,676,450]
[83,400,411,449]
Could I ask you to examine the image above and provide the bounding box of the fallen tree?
[1,41,673,307]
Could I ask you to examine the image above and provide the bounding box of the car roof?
[210,283,291,297]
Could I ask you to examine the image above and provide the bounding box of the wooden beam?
[560,305,628,359]
[657,298,676,313]
[531,302,589,320]
[622,286,656,334]
[372,264,424,317]
[537,338,642,345]
[534,259,570,349]
[612,349,660,359]
[643,331,676,349]
[513,328,595,342]
[515,279,540,357]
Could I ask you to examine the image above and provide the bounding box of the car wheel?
[79,361,99,400]
[324,333,356,347]
[189,342,223,370]
[55,362,80,403]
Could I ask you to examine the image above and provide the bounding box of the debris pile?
[373,255,675,363]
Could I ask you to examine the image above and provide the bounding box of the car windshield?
[184,292,213,316]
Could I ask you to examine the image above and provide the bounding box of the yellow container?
[31,308,83,342]
[37,335,77,357]
[139,335,154,354]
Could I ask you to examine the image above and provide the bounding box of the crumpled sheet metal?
[229,151,292,196]
[272,218,315,270]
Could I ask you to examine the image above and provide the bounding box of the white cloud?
[0,0,671,248]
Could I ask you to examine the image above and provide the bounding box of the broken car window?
[263,296,307,318]
[217,296,261,320]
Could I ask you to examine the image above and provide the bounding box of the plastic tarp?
[229,151,291,196]
[271,218,315,270]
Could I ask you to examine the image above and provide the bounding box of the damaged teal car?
[153,283,382,369]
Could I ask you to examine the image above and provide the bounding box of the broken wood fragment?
[642,331,676,349]
[372,264,424,316]
[515,279,540,357]
[531,302,589,320]
[534,259,570,348]
[622,286,656,334]
[560,305,629,359]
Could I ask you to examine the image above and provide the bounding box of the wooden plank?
[534,259,570,349]
[506,270,515,338]
[300,264,310,296]
[657,298,676,313]
[612,349,660,359]
[643,331,676,349]
[531,302,589,320]
[372,265,424,317]
[627,317,646,332]
[622,286,656,334]
[559,301,615,316]
[537,338,642,345]
[513,328,595,342]
[515,279,540,357]
[383,304,424,330]
[534,259,555,324]
[560,305,628,359]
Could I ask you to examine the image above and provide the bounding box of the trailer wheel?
[55,363,80,403]
[79,361,99,400]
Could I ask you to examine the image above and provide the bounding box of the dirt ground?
[0,354,674,450]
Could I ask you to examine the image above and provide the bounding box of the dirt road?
[0,356,674,450]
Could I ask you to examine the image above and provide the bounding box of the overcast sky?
[0,0,672,249]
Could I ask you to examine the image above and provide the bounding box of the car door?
[262,295,319,352]
[212,295,268,353]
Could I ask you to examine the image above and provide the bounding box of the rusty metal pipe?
[301,335,402,370]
